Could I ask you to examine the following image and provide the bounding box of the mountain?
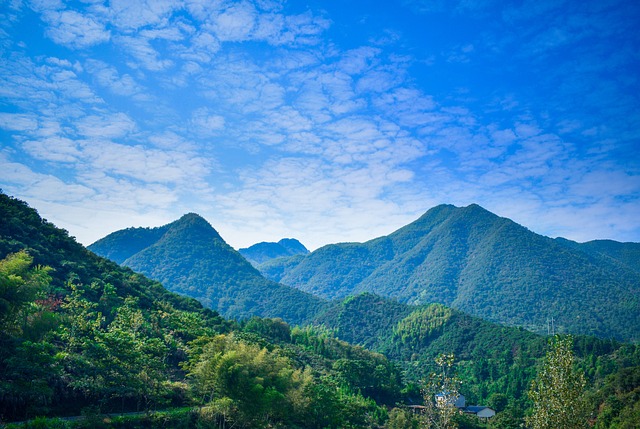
[312,293,639,422]
[89,214,327,325]
[3,193,638,428]
[556,237,640,274]
[239,238,309,265]
[259,204,640,342]
[0,193,401,427]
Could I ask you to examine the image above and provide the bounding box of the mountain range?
[89,203,639,342]
[89,213,326,325]
[257,204,640,342]
[3,192,639,428]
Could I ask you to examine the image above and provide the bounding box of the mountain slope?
[556,237,640,274]
[312,293,638,416]
[0,193,402,426]
[86,224,169,264]
[239,238,309,265]
[90,214,327,325]
[260,204,640,341]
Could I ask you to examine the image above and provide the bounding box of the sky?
[1,0,639,251]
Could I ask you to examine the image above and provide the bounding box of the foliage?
[385,407,420,429]
[419,353,462,429]
[526,335,589,429]
[89,213,328,325]
[0,250,53,336]
[258,203,640,341]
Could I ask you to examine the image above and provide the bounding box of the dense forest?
[1,192,639,428]
[88,213,327,325]
[257,204,640,341]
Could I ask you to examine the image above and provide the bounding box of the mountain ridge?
[259,203,640,342]
[89,213,327,325]
[238,237,309,265]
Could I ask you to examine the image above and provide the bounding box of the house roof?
[464,406,495,414]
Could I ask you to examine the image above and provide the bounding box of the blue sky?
[1,0,639,250]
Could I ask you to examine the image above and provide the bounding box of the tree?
[385,407,420,429]
[421,353,461,429]
[526,335,589,429]
[0,250,51,335]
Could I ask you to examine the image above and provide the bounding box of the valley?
[1,192,639,428]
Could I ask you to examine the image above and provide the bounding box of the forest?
[1,192,639,428]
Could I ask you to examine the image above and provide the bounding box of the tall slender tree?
[422,353,461,429]
[527,335,588,429]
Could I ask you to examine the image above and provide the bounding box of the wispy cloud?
[1,0,638,248]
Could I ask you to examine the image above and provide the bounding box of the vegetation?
[2,192,639,428]
[238,238,309,266]
[259,204,640,341]
[0,193,394,427]
[313,293,640,429]
[527,335,588,429]
[89,213,327,326]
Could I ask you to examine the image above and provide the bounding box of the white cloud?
[79,140,211,185]
[108,0,178,31]
[84,59,146,97]
[0,153,94,202]
[42,9,110,48]
[189,108,226,137]
[0,113,38,132]
[116,35,174,71]
[209,2,258,42]
[22,137,82,163]
[74,113,136,139]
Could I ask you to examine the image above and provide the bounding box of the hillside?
[2,193,638,428]
[556,237,640,274]
[0,192,403,427]
[260,204,640,341]
[89,214,327,325]
[238,238,309,265]
[313,293,639,424]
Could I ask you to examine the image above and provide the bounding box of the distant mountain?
[86,224,169,264]
[259,204,640,342]
[556,237,640,274]
[89,214,327,325]
[239,238,309,265]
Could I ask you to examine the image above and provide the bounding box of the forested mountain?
[0,192,402,427]
[313,293,640,426]
[259,204,640,342]
[238,238,309,265]
[2,193,639,428]
[89,214,327,325]
[556,237,640,274]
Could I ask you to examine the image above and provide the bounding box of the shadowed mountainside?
[90,214,327,325]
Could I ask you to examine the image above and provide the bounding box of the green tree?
[0,250,51,335]
[386,407,420,429]
[526,335,589,429]
[421,353,462,429]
